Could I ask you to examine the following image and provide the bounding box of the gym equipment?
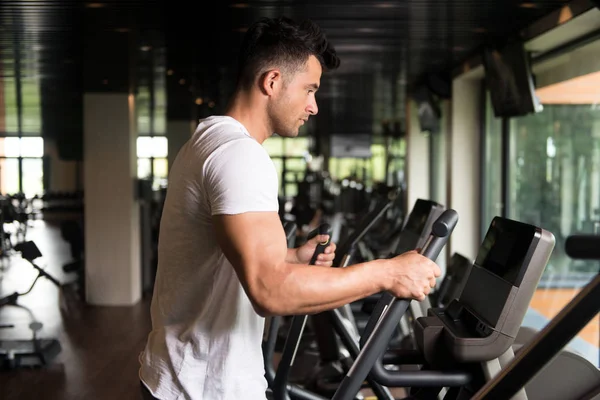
[284,198,446,399]
[472,234,600,400]
[0,241,63,369]
[273,209,456,400]
[333,216,555,400]
[0,241,62,307]
[332,209,458,400]
[264,221,299,390]
[265,224,331,400]
[429,253,472,308]
[303,198,445,399]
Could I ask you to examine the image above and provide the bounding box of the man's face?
[269,55,321,138]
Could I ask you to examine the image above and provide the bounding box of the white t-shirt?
[139,115,279,400]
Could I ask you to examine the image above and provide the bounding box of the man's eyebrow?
[306,83,319,90]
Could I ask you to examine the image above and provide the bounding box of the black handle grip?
[422,209,459,260]
[309,224,331,265]
[565,234,600,260]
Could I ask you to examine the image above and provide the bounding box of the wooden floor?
[530,288,599,346]
[0,220,152,400]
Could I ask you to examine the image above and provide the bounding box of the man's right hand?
[382,250,442,301]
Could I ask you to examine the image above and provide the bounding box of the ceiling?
[0,0,586,145]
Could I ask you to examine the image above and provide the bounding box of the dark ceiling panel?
[0,0,585,141]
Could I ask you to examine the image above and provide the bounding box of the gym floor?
[0,220,152,400]
[0,221,406,400]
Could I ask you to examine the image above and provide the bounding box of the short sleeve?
[204,138,279,216]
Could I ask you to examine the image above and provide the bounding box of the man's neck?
[225,89,272,144]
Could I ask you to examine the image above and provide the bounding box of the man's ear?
[259,69,282,96]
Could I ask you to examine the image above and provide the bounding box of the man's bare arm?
[213,211,441,317]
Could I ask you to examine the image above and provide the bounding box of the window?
[0,137,44,196]
[137,136,168,190]
[481,41,600,367]
[481,91,503,238]
[136,46,168,190]
[508,101,600,368]
[1,56,44,197]
[262,136,311,198]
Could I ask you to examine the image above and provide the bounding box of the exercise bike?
[0,240,62,369]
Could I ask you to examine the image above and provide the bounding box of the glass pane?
[271,158,283,195]
[284,137,310,156]
[285,183,298,198]
[0,137,22,157]
[154,53,167,135]
[20,77,42,134]
[329,158,365,181]
[153,158,168,189]
[1,75,19,133]
[22,158,43,196]
[137,137,153,158]
[137,85,151,134]
[20,137,44,157]
[263,137,283,156]
[430,101,448,205]
[509,104,600,367]
[284,171,301,183]
[482,92,503,236]
[151,136,168,158]
[371,144,386,184]
[137,158,151,179]
[153,158,168,179]
[0,158,20,195]
[286,158,305,172]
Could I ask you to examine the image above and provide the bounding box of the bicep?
[212,211,288,308]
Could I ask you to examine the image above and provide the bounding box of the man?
[139,16,441,400]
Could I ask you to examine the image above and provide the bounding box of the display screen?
[403,200,435,234]
[475,217,538,287]
[482,41,543,118]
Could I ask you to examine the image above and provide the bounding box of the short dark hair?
[236,16,340,89]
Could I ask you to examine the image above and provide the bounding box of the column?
[406,99,430,209]
[449,75,482,261]
[83,28,140,306]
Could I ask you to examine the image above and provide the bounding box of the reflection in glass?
[483,91,503,234]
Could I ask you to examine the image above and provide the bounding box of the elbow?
[250,293,284,317]
[251,302,274,318]
[248,282,288,317]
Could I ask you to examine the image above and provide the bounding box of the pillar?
[406,99,430,209]
[83,28,141,306]
[449,75,482,261]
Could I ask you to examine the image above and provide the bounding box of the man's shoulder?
[194,115,250,140]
